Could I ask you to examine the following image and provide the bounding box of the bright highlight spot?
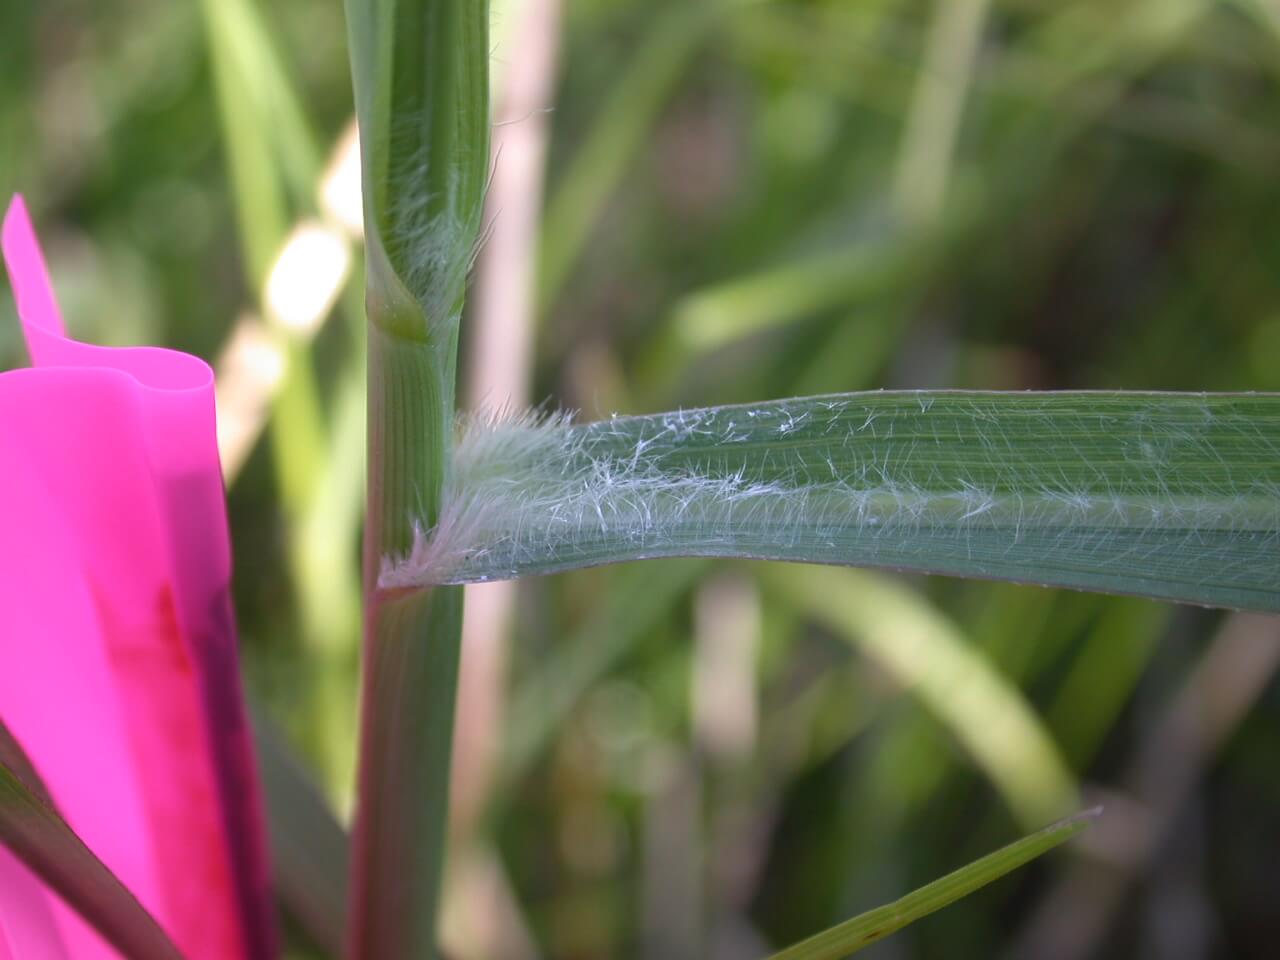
[265,222,350,335]
[320,123,364,237]
[215,317,287,480]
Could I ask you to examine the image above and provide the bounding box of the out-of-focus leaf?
[764,564,1075,827]
[671,243,911,352]
[383,392,1280,613]
[502,559,708,784]
[766,809,1098,960]
[200,0,319,287]
[539,4,715,308]
[203,0,361,804]
[1046,598,1166,767]
[250,704,349,957]
[0,719,182,960]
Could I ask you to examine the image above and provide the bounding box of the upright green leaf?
[203,0,361,802]
[0,720,182,960]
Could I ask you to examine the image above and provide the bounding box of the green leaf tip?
[767,807,1100,960]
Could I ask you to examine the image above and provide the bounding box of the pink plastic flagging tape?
[0,196,274,960]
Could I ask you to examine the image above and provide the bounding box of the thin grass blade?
[767,808,1099,960]
[538,4,713,307]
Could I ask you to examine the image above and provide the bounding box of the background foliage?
[4,0,1280,957]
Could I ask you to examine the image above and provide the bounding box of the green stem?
[344,0,489,952]
[366,321,457,557]
[350,318,463,959]
[350,586,463,958]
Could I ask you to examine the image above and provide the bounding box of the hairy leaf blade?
[767,809,1097,959]
[385,392,1280,611]
[0,720,182,960]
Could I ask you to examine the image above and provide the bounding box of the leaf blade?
[385,391,1280,612]
[767,809,1099,960]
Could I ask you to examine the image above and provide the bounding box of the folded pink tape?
[0,196,274,960]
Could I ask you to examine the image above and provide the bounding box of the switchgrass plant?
[341,0,1278,958]
[4,0,1280,958]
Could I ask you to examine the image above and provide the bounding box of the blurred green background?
[4,0,1280,957]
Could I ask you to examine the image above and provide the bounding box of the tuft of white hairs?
[382,122,486,329]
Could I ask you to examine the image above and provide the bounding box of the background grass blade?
[502,558,708,785]
[202,0,366,802]
[383,392,1280,612]
[250,704,349,956]
[538,3,713,309]
[767,809,1098,960]
[0,719,183,960]
[763,565,1076,828]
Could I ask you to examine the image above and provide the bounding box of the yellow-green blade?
[767,809,1098,960]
